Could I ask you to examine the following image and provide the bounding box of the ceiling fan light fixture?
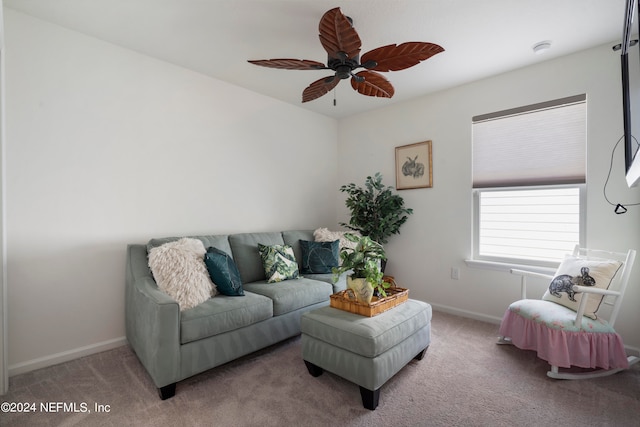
[533,41,552,54]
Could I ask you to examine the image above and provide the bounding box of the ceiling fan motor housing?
[328,54,377,81]
[329,55,360,79]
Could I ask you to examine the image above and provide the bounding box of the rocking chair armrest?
[510,269,554,300]
[572,286,621,325]
[572,285,621,297]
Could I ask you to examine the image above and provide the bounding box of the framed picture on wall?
[395,141,433,190]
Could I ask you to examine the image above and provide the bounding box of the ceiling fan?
[248,7,444,103]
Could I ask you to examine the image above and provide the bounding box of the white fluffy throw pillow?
[314,228,360,251]
[314,228,361,266]
[148,238,216,311]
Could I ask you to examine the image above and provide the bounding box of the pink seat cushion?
[499,299,629,369]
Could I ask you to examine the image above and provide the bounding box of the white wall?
[4,9,339,373]
[0,0,8,394]
[339,44,640,350]
[6,7,640,375]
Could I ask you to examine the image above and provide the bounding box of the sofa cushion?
[304,273,347,293]
[258,243,300,283]
[229,232,285,284]
[147,234,231,255]
[180,292,273,344]
[243,278,332,316]
[300,240,339,274]
[147,238,215,311]
[282,230,314,269]
[204,247,244,296]
[198,235,232,254]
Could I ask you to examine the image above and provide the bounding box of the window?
[472,95,586,267]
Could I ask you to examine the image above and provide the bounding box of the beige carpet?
[1,311,639,427]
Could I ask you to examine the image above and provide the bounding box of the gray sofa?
[125,229,347,399]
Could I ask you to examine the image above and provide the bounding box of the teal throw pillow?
[258,243,299,283]
[299,240,339,274]
[204,247,244,296]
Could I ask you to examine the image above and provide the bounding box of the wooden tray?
[330,277,409,317]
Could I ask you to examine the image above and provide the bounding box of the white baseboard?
[430,302,503,324]
[625,345,640,357]
[8,336,127,377]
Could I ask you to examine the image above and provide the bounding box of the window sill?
[464,259,557,275]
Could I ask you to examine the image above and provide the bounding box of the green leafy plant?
[339,173,413,245]
[332,233,391,297]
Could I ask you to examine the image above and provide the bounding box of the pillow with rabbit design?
[542,256,622,319]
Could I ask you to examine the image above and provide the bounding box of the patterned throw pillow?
[258,243,299,283]
[541,256,623,319]
[299,240,339,274]
[204,247,244,296]
[148,238,216,311]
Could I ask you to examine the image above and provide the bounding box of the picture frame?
[395,141,433,190]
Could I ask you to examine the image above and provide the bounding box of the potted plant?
[332,233,391,304]
[339,172,413,246]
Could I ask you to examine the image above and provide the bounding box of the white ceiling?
[4,0,629,119]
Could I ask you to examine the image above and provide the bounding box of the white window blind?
[477,187,581,263]
[472,95,586,188]
[472,95,586,265]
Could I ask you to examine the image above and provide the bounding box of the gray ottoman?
[301,299,432,410]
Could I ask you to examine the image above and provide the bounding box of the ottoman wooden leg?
[359,386,380,410]
[304,360,324,377]
[157,383,176,400]
[414,346,429,361]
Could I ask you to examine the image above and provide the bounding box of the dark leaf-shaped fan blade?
[247,59,327,70]
[302,76,341,103]
[361,42,444,72]
[318,7,361,60]
[350,71,394,98]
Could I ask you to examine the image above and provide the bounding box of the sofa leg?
[414,346,429,361]
[158,383,176,400]
[304,360,324,377]
[359,386,380,410]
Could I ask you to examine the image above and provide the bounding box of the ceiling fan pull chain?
[334,87,337,106]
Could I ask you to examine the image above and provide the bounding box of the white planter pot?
[347,276,374,305]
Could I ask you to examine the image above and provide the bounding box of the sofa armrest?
[125,244,181,388]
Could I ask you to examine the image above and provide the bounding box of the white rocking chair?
[498,246,638,379]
